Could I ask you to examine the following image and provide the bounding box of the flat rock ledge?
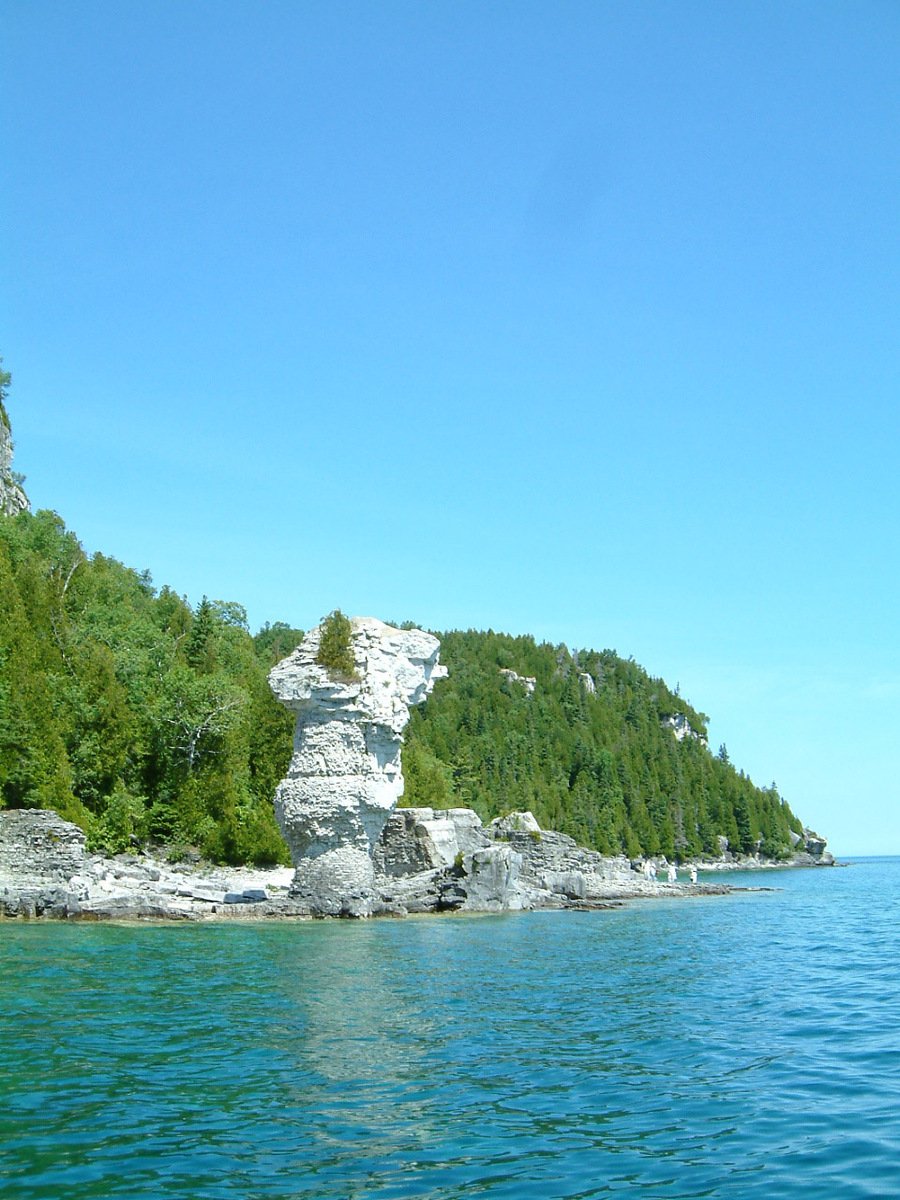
[0,809,299,921]
[0,807,742,922]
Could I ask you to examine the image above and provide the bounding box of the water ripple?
[2,859,899,1199]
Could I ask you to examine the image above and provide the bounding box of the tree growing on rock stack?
[316,610,357,679]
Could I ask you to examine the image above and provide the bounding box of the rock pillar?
[268,617,446,915]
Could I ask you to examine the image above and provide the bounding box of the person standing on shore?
[689,865,698,885]
[667,862,677,883]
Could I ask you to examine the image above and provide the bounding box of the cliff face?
[268,616,447,916]
[661,712,708,747]
[0,404,29,517]
[790,827,835,866]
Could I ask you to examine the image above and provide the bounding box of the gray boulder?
[374,806,491,877]
[458,844,532,911]
[490,810,541,837]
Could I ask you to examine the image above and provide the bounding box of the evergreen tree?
[404,629,802,860]
[0,509,291,865]
[0,503,810,866]
[316,610,356,678]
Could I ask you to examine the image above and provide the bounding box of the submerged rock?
[268,617,447,916]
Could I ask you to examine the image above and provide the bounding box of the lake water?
[2,858,898,1199]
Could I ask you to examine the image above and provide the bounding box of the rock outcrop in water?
[0,809,88,915]
[0,609,833,922]
[790,826,836,866]
[374,807,658,913]
[0,808,298,919]
[1,806,735,920]
[268,617,447,916]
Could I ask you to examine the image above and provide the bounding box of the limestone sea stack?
[268,617,447,916]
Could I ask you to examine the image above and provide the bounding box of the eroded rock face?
[0,806,739,921]
[0,808,298,919]
[498,667,536,695]
[373,807,650,913]
[661,713,708,747]
[268,617,447,916]
[373,806,487,877]
[0,809,87,882]
[0,405,29,517]
[790,826,836,866]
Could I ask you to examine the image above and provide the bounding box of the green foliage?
[0,509,291,865]
[253,621,305,665]
[315,609,357,678]
[87,782,147,855]
[403,629,803,860]
[400,739,454,808]
[0,500,808,868]
[0,361,10,432]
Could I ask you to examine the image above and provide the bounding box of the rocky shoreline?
[0,806,829,922]
[0,618,834,923]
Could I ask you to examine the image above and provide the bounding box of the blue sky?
[3,1,898,855]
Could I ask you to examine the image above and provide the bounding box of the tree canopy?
[315,609,356,678]
[0,509,293,863]
[0,513,804,865]
[402,629,803,860]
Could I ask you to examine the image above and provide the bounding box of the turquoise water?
[2,859,898,1199]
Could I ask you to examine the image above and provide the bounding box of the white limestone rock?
[268,616,447,916]
[374,806,492,877]
[541,869,588,900]
[497,825,638,897]
[0,809,87,883]
[0,403,29,517]
[794,827,836,866]
[661,713,708,747]
[498,667,536,695]
[459,844,531,911]
[373,808,538,912]
[490,810,542,837]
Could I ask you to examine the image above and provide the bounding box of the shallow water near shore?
[2,857,898,1199]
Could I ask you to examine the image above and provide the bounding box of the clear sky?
[3,1,898,856]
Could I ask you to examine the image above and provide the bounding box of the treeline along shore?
[0,505,819,868]
[0,373,832,916]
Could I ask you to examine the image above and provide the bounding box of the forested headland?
[0,358,802,871]
[402,631,801,860]
[0,504,803,864]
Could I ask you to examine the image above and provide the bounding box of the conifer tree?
[316,610,356,678]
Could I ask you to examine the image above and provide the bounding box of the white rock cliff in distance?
[0,403,29,517]
[268,616,447,916]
